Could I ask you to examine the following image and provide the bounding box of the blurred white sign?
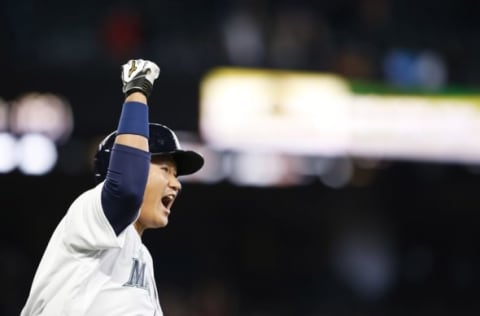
[200,68,351,155]
[200,68,480,164]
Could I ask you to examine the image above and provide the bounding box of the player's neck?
[133,222,145,237]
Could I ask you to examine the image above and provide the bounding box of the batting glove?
[121,59,160,97]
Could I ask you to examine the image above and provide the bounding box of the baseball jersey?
[21,182,163,316]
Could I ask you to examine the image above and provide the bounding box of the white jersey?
[21,183,163,316]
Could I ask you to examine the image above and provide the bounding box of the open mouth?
[161,194,175,210]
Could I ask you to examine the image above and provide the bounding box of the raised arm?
[101,59,160,235]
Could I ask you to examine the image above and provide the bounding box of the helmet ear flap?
[93,131,116,184]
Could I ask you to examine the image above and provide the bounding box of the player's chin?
[158,216,168,227]
[150,217,168,229]
[155,209,169,227]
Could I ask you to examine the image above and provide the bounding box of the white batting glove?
[121,59,160,97]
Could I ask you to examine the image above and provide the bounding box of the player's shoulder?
[65,182,104,218]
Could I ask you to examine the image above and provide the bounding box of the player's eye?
[160,165,176,176]
[160,166,169,173]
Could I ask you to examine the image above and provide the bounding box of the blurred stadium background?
[2,0,480,315]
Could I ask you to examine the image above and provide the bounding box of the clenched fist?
[121,59,160,97]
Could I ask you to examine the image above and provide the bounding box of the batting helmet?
[94,123,204,184]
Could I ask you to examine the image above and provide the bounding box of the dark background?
[2,0,480,315]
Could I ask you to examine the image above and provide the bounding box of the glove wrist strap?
[123,76,153,97]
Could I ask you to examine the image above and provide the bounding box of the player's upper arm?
[101,144,150,235]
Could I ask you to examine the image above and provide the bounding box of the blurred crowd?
[1,0,478,88]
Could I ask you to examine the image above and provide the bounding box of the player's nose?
[169,175,182,193]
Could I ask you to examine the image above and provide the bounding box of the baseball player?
[21,59,204,315]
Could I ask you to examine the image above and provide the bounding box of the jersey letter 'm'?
[123,258,148,290]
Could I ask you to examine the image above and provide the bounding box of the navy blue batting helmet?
[94,123,204,184]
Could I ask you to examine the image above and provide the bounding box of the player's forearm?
[125,91,147,103]
[114,59,159,153]
[115,92,149,152]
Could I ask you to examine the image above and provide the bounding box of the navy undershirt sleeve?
[101,143,151,235]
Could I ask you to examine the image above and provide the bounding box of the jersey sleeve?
[62,182,127,253]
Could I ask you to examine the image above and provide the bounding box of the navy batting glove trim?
[117,101,149,138]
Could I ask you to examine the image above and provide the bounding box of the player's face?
[135,155,182,234]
